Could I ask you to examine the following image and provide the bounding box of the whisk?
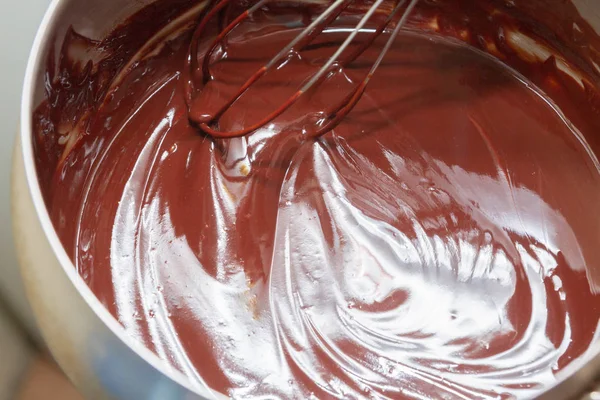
[186,0,420,138]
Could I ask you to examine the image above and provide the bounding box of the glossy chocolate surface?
[33,1,600,398]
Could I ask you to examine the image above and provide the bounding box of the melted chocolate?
[32,0,600,398]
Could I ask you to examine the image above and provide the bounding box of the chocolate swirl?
[33,1,600,398]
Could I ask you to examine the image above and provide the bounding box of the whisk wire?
[187,0,419,138]
[198,0,353,125]
[312,0,419,136]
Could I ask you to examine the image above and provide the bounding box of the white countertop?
[0,0,50,338]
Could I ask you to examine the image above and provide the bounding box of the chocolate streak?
[32,0,600,398]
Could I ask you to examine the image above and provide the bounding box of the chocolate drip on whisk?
[185,0,419,139]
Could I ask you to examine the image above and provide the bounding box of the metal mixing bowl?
[12,0,600,398]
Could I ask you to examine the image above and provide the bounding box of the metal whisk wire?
[186,0,419,138]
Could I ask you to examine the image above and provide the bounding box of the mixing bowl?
[12,0,600,398]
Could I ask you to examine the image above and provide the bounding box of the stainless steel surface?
[13,0,600,399]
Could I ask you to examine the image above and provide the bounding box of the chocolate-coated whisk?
[186,0,419,138]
